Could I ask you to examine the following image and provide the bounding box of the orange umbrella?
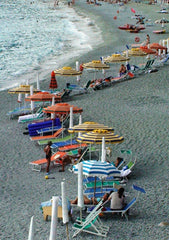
[43,103,83,114]
[25,92,61,102]
[140,46,156,55]
[49,71,58,90]
[149,43,167,51]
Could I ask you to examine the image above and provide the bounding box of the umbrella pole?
[94,176,96,199]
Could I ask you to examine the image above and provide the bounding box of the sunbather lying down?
[71,192,110,205]
[58,148,82,172]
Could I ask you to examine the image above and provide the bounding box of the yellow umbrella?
[123,48,147,57]
[8,84,40,94]
[68,121,114,133]
[82,60,110,69]
[104,54,130,63]
[54,66,82,76]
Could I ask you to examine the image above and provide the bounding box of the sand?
[0,1,169,239]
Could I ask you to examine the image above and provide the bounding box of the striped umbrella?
[68,121,114,133]
[104,54,130,63]
[54,66,82,76]
[73,160,121,177]
[76,129,124,144]
[49,71,58,90]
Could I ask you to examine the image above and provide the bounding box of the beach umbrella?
[8,84,40,94]
[54,66,82,76]
[140,46,156,55]
[82,60,110,79]
[123,48,147,57]
[25,91,61,103]
[149,43,167,51]
[61,182,69,240]
[49,71,58,90]
[78,162,84,222]
[43,103,83,115]
[76,129,124,144]
[49,196,59,240]
[104,54,130,63]
[68,121,114,133]
[73,160,121,198]
[28,216,34,240]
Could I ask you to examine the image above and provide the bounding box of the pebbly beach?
[0,0,169,239]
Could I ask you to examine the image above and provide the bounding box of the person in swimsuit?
[44,141,52,174]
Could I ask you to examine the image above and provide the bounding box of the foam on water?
[0,0,103,91]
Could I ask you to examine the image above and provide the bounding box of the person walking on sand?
[146,34,150,45]
[44,141,52,174]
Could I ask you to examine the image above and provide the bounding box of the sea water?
[0,0,103,91]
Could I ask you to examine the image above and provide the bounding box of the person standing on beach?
[44,141,52,174]
[146,34,150,45]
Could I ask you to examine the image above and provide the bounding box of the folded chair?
[72,200,109,238]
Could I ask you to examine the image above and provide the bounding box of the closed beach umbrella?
[104,54,130,63]
[76,129,124,144]
[25,92,61,102]
[54,66,82,76]
[49,71,58,90]
[68,121,114,133]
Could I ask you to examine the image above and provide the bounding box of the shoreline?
[1,1,169,239]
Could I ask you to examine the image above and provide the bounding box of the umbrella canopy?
[140,46,156,54]
[82,60,110,69]
[8,85,40,94]
[54,66,82,76]
[149,43,167,50]
[123,48,147,57]
[76,129,124,144]
[104,54,130,63]
[73,160,121,177]
[68,121,114,133]
[25,92,61,102]
[49,71,58,90]
[155,18,169,24]
[43,103,83,114]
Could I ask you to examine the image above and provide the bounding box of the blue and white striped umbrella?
[73,160,121,177]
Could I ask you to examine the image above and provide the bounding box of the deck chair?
[29,151,66,172]
[30,128,64,141]
[37,133,75,146]
[72,200,109,238]
[18,107,44,123]
[58,143,87,152]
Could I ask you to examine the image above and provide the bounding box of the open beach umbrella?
[68,121,114,133]
[54,66,82,76]
[8,84,40,94]
[76,129,124,144]
[149,42,167,51]
[140,46,156,55]
[43,103,83,115]
[25,91,61,103]
[104,54,130,63]
[123,48,147,57]
[82,60,110,79]
[49,71,58,90]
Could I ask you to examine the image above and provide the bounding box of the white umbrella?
[28,216,34,240]
[49,196,59,240]
[78,162,84,222]
[61,182,69,240]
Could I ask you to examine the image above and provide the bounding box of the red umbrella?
[43,103,83,114]
[49,71,58,90]
[149,43,167,51]
[25,91,61,102]
[140,46,156,55]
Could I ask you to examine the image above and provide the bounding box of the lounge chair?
[18,107,44,123]
[66,80,91,95]
[72,200,109,238]
[37,133,75,146]
[87,184,146,221]
[132,59,155,74]
[30,127,64,141]
[29,151,66,172]
[58,143,87,152]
